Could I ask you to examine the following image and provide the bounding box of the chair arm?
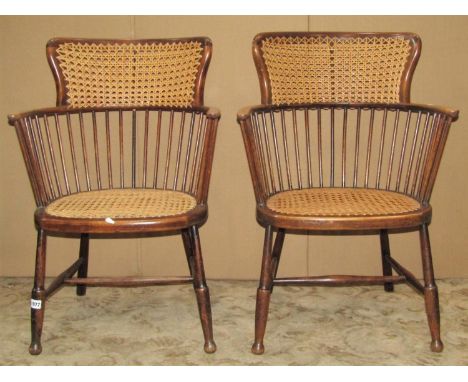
[237,101,459,206]
[237,102,459,123]
[8,105,218,126]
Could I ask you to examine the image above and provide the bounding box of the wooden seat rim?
[256,203,432,231]
[35,204,208,234]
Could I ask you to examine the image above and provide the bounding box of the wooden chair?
[8,37,219,355]
[237,32,459,354]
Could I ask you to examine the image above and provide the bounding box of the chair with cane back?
[8,37,219,355]
[237,32,459,354]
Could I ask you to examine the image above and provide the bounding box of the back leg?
[76,233,89,296]
[252,225,274,355]
[189,226,216,354]
[29,229,47,355]
[182,229,194,277]
[380,230,394,292]
[419,223,443,352]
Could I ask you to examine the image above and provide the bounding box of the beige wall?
[0,16,467,280]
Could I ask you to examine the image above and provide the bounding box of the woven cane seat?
[266,188,421,217]
[45,189,197,219]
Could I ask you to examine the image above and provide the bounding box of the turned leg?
[252,225,274,355]
[380,230,394,292]
[419,223,443,352]
[182,229,194,277]
[189,226,216,354]
[76,233,89,296]
[271,229,286,282]
[30,229,47,355]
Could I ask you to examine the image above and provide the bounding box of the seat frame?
[238,32,459,354]
[8,37,219,355]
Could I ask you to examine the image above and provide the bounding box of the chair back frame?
[253,32,421,105]
[47,37,213,108]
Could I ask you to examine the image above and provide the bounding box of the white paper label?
[31,299,42,310]
[105,217,115,224]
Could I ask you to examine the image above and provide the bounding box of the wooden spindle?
[425,117,450,202]
[417,114,437,200]
[119,110,124,188]
[261,112,276,193]
[252,114,270,195]
[43,115,62,197]
[404,111,422,194]
[305,108,312,188]
[189,114,205,193]
[54,114,70,194]
[280,109,292,190]
[353,108,361,188]
[92,111,101,190]
[364,109,375,188]
[396,112,412,192]
[419,115,441,202]
[105,111,113,189]
[142,110,149,187]
[33,116,55,201]
[193,117,208,196]
[131,109,137,188]
[163,110,175,189]
[330,107,335,187]
[173,111,186,190]
[15,121,41,205]
[411,113,431,197]
[270,111,284,191]
[386,109,400,190]
[317,109,323,187]
[292,109,302,189]
[182,112,196,192]
[78,112,91,191]
[66,113,80,192]
[153,110,162,188]
[376,108,388,189]
[25,118,48,205]
[342,107,348,187]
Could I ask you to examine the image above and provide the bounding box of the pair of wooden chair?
[8,33,458,356]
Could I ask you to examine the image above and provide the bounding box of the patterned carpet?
[1,278,467,365]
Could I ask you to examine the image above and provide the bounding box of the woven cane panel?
[266,188,421,217]
[55,41,204,107]
[261,36,412,104]
[45,189,197,219]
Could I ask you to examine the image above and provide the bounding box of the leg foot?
[190,226,216,354]
[204,340,217,354]
[252,287,271,355]
[251,341,265,355]
[194,287,217,354]
[420,224,443,352]
[29,342,42,355]
[252,226,274,355]
[431,339,444,353]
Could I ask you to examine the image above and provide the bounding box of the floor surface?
[1,278,467,365]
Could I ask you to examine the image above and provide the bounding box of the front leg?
[30,229,47,355]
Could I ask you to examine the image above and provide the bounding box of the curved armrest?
[8,104,220,126]
[237,102,459,123]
